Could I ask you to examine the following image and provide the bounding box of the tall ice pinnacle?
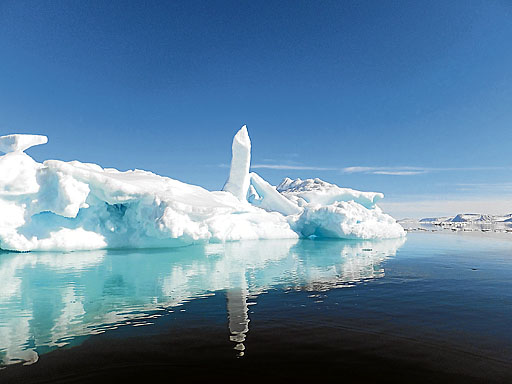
[0,134,48,154]
[223,125,251,201]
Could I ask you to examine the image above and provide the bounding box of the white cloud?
[372,170,426,176]
[250,164,337,171]
[220,162,511,177]
[341,166,510,175]
[452,182,512,191]
[341,166,425,174]
[248,164,511,175]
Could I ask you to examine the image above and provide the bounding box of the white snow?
[0,128,404,252]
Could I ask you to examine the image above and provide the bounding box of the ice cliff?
[0,127,404,251]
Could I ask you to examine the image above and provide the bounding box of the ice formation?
[0,134,47,154]
[222,125,251,201]
[0,128,404,251]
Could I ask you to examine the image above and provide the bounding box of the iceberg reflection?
[0,237,405,365]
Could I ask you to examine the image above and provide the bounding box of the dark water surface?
[1,233,511,383]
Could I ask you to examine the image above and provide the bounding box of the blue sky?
[1,1,511,218]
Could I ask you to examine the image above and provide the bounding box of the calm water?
[1,233,511,382]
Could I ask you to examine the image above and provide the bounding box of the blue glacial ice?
[0,127,404,251]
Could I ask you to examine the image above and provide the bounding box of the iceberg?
[0,127,404,251]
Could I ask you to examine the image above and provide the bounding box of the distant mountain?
[419,217,439,223]
[450,214,493,223]
[451,214,470,222]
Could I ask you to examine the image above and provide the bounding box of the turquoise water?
[0,233,511,377]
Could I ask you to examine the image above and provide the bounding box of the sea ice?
[0,128,404,251]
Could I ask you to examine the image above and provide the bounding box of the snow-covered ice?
[248,172,302,216]
[277,177,382,209]
[0,128,404,251]
[276,177,403,239]
[0,134,47,154]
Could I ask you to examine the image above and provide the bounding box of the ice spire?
[223,125,251,201]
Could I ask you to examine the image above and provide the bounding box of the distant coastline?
[398,213,512,234]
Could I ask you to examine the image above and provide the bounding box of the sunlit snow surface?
[0,128,404,251]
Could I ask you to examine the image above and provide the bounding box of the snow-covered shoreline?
[399,214,512,235]
[0,127,404,252]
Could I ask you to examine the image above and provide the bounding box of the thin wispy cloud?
[341,166,510,175]
[251,164,337,171]
[372,171,426,176]
[452,182,512,192]
[219,163,510,176]
[454,182,512,187]
[342,166,426,174]
[251,164,428,174]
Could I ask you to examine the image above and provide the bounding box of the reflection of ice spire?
[226,286,250,356]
